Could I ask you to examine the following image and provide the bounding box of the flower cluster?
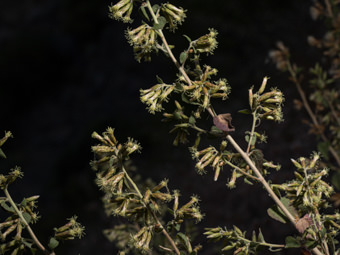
[125,24,159,62]
[192,29,218,55]
[180,65,230,109]
[160,3,186,31]
[249,77,285,122]
[91,128,202,253]
[140,83,175,113]
[108,0,134,23]
[53,216,85,241]
[0,166,23,190]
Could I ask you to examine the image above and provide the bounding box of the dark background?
[0,0,324,254]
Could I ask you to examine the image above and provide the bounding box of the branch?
[4,187,55,255]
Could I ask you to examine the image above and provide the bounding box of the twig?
[4,187,55,255]
[287,61,340,167]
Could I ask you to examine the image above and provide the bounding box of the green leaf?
[152,4,160,13]
[285,236,301,248]
[305,240,317,249]
[257,228,265,242]
[0,201,15,213]
[183,35,192,43]
[280,197,298,218]
[48,237,59,250]
[153,16,167,30]
[238,109,252,114]
[180,51,188,64]
[22,212,32,224]
[0,148,6,159]
[317,142,329,161]
[139,6,150,21]
[156,75,164,84]
[177,232,192,252]
[267,205,287,224]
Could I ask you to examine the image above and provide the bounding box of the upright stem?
[4,187,55,255]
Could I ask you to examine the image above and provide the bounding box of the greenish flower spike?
[109,0,134,23]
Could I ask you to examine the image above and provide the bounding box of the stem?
[146,0,193,87]
[121,165,181,255]
[225,135,297,224]
[4,188,54,255]
[287,61,340,168]
[246,112,257,154]
[237,236,284,248]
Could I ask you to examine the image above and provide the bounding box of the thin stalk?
[287,61,340,168]
[223,159,260,181]
[246,112,257,154]
[237,236,284,248]
[4,187,54,255]
[121,165,181,255]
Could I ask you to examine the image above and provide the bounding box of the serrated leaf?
[139,6,150,21]
[22,212,32,224]
[0,148,6,159]
[0,201,15,213]
[153,16,167,30]
[183,35,192,43]
[285,236,301,248]
[177,232,192,252]
[48,237,59,250]
[180,51,188,64]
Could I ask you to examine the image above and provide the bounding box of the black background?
[0,0,325,254]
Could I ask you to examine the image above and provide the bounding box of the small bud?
[258,77,269,94]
